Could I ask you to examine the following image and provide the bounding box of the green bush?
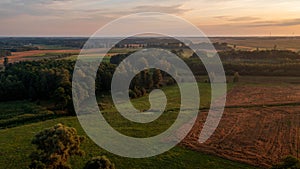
[271,156,300,169]
[83,156,115,169]
[29,123,85,169]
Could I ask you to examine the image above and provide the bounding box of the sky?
[0,0,300,36]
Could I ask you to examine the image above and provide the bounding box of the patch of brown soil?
[226,85,300,106]
[181,85,300,168]
[8,49,80,62]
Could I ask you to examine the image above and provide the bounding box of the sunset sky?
[1,0,300,36]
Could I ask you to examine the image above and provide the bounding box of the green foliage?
[0,49,11,57]
[128,89,137,99]
[0,101,55,129]
[29,123,85,169]
[0,59,118,114]
[83,156,115,169]
[186,49,300,77]
[271,156,300,169]
[0,111,253,169]
[153,69,163,88]
[0,83,248,169]
[171,49,184,58]
[190,50,208,58]
[3,57,8,68]
[0,37,85,50]
[54,87,71,111]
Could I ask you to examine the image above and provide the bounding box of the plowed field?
[181,85,300,168]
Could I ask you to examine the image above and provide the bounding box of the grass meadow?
[0,82,260,169]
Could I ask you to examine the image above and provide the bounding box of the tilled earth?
[181,85,300,168]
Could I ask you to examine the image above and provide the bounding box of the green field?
[0,101,55,129]
[62,55,111,63]
[0,82,259,169]
[0,116,257,169]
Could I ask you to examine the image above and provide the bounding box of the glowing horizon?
[0,0,300,36]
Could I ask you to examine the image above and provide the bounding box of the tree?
[83,156,115,169]
[3,56,8,68]
[29,123,85,169]
[54,87,71,111]
[141,70,153,89]
[133,86,142,97]
[153,69,163,88]
[145,73,154,89]
[233,72,240,83]
[171,49,184,58]
[190,50,207,59]
[271,156,300,169]
[129,89,137,99]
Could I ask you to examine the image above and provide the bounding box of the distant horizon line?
[1,35,300,38]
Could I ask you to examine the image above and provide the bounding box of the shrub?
[271,156,300,169]
[29,123,85,169]
[233,72,240,83]
[83,156,115,169]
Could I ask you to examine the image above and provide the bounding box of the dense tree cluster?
[0,54,175,114]
[0,59,116,114]
[186,50,300,76]
[219,50,300,61]
[127,68,170,98]
[1,60,74,102]
[110,54,176,98]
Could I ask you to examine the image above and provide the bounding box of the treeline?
[0,37,40,54]
[186,58,300,76]
[0,37,87,53]
[0,55,174,114]
[0,47,38,57]
[219,50,300,61]
[186,49,300,76]
[189,42,233,51]
[0,60,116,114]
[0,49,12,57]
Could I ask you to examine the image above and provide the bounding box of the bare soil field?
[2,48,132,64]
[225,85,300,107]
[181,85,300,168]
[8,49,80,63]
